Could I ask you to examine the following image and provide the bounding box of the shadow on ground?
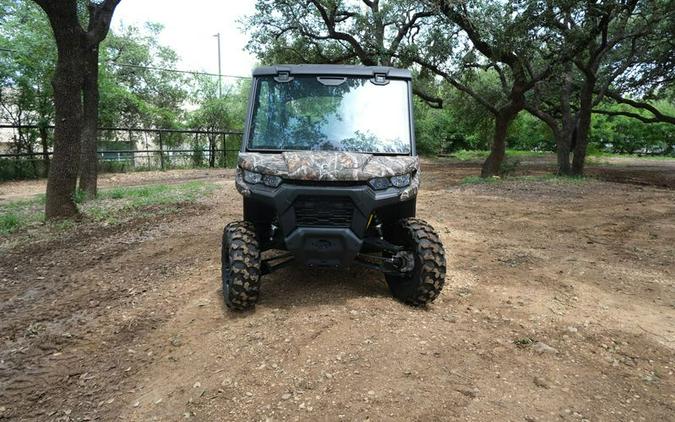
[218,263,392,318]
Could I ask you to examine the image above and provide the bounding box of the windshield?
[247,76,411,154]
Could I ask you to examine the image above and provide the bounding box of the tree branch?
[32,0,82,40]
[525,103,560,136]
[412,87,443,109]
[86,0,122,46]
[410,55,498,115]
[437,0,517,66]
[388,10,434,58]
[307,0,375,65]
[602,91,675,125]
[591,109,671,124]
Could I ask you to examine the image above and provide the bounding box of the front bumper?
[236,172,418,267]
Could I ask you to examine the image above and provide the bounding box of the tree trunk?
[554,120,579,176]
[27,143,38,178]
[556,65,575,176]
[39,124,50,178]
[79,46,100,199]
[45,36,84,219]
[524,102,573,176]
[572,76,595,176]
[481,112,511,177]
[541,122,572,176]
[556,131,572,176]
[209,135,215,168]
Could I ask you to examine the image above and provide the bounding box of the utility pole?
[213,32,222,98]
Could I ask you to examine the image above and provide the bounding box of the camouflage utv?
[223,64,446,310]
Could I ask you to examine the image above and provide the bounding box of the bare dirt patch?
[0,162,673,421]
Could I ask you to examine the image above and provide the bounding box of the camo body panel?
[400,170,420,201]
[235,168,251,197]
[238,152,419,181]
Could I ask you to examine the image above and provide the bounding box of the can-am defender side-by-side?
[222,65,446,310]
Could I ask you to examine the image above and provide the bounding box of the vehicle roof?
[252,64,412,79]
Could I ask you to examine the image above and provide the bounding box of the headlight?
[368,174,411,190]
[243,170,262,184]
[368,177,391,190]
[243,170,283,188]
[262,174,282,188]
[390,174,411,188]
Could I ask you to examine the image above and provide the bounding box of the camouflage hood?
[238,151,418,181]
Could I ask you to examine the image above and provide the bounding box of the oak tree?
[32,0,120,217]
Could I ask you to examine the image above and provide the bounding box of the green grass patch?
[99,183,196,203]
[451,150,490,161]
[86,181,216,223]
[587,151,675,161]
[450,149,549,161]
[0,197,45,235]
[0,213,20,233]
[460,176,502,185]
[449,149,675,163]
[461,174,588,186]
[0,181,217,236]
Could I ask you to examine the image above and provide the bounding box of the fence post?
[158,131,165,170]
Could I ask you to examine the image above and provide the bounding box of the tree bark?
[525,102,570,175]
[481,112,512,177]
[572,75,596,176]
[209,135,215,168]
[527,115,573,175]
[39,124,50,178]
[556,131,572,175]
[45,31,84,219]
[78,45,100,199]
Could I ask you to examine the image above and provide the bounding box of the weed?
[0,213,20,234]
[514,337,535,347]
[499,159,521,176]
[73,189,86,204]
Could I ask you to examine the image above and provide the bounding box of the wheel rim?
[384,247,418,279]
[399,227,421,276]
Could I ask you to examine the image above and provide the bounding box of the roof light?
[373,73,388,85]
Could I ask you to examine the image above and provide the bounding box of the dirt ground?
[0,159,673,421]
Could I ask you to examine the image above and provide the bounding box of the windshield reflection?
[248,76,411,154]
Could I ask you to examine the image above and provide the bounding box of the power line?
[1,47,250,79]
[105,61,250,79]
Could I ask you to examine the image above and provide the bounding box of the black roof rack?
[252,64,412,79]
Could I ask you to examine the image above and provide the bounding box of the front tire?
[384,218,446,306]
[221,221,262,311]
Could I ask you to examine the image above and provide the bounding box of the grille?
[285,179,365,187]
[293,196,354,227]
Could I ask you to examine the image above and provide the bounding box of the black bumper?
[245,182,413,267]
